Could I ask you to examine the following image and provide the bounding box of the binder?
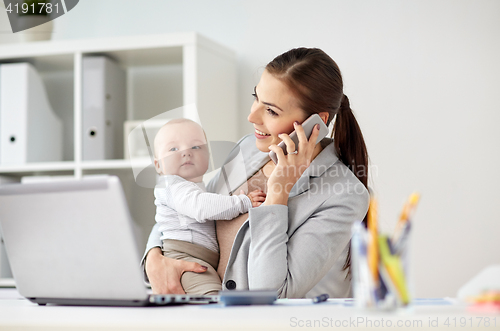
[82,56,126,161]
[0,63,62,164]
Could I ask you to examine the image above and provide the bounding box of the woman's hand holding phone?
[268,114,329,164]
[265,121,321,205]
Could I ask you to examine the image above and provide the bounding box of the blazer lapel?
[289,138,339,198]
[221,141,269,195]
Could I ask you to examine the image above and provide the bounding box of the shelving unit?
[0,33,238,276]
[0,32,238,176]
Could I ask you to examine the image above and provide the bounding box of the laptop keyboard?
[149,294,219,305]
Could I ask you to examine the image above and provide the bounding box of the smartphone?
[219,290,277,306]
[269,113,329,164]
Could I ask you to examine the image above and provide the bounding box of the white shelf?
[0,159,152,174]
[0,32,234,63]
[0,162,75,173]
[81,159,149,170]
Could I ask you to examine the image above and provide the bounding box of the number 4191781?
[444,317,496,327]
[5,2,59,15]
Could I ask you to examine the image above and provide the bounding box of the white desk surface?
[1,288,499,331]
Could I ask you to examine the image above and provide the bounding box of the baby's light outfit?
[154,175,251,295]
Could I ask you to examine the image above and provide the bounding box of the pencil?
[378,235,410,304]
[367,197,379,286]
[394,192,420,241]
[399,192,420,222]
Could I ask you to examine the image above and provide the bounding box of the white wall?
[7,0,500,297]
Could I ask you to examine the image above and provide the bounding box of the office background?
[1,0,499,298]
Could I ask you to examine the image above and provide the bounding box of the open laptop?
[0,175,218,306]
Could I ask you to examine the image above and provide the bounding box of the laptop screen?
[0,176,149,303]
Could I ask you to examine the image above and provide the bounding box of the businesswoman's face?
[247,70,308,153]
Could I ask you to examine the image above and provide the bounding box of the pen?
[393,222,411,255]
[313,293,329,303]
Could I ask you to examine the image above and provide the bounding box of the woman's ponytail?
[333,94,368,190]
[333,94,369,274]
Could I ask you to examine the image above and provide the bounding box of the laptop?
[0,175,218,306]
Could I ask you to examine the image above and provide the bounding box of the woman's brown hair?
[265,48,369,272]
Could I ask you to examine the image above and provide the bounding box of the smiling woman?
[143,47,370,299]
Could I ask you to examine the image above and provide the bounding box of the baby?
[153,118,265,295]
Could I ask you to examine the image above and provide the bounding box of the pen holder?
[351,222,414,310]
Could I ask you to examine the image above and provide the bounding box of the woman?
[143,48,370,298]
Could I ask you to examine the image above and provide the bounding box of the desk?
[1,289,499,330]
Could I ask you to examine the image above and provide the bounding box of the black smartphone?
[269,113,329,164]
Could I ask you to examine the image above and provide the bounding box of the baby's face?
[154,121,209,182]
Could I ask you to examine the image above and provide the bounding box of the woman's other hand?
[145,247,208,294]
[244,189,266,207]
[266,122,321,205]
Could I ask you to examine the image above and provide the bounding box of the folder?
[0,63,62,164]
[82,56,126,161]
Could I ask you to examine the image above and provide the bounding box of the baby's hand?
[242,189,266,208]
